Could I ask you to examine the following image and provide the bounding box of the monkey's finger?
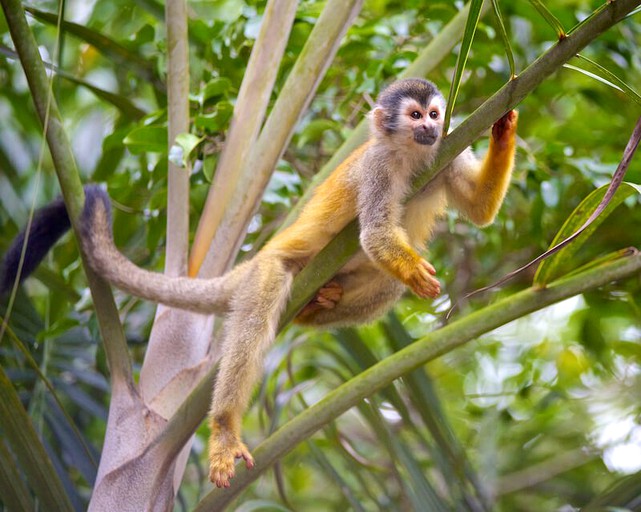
[419,259,437,275]
[316,296,336,309]
[318,281,343,301]
[211,471,233,488]
[410,271,440,299]
[419,279,441,298]
[320,289,342,303]
[492,110,518,142]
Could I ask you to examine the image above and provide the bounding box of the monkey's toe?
[315,281,343,308]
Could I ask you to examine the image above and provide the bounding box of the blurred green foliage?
[1,0,640,510]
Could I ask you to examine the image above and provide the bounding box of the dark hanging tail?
[1,197,71,294]
[3,184,236,314]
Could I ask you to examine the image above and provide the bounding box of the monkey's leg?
[296,267,404,327]
[446,110,518,226]
[208,255,294,488]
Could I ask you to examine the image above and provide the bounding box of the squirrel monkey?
[2,78,518,487]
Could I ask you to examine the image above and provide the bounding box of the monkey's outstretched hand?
[491,110,518,150]
[408,259,440,299]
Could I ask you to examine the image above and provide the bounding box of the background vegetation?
[1,0,641,510]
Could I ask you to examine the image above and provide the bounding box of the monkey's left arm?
[445,110,518,226]
[358,163,441,299]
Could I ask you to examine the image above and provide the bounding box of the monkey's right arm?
[357,162,441,299]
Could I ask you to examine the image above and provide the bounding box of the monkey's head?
[371,78,445,148]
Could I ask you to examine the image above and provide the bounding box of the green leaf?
[534,182,641,285]
[123,126,168,154]
[335,328,413,423]
[491,0,516,78]
[443,0,484,134]
[307,441,368,512]
[201,77,232,104]
[194,101,234,132]
[169,133,204,167]
[0,365,74,511]
[583,470,641,511]
[568,55,641,106]
[297,119,341,147]
[382,313,487,509]
[61,74,147,119]
[0,43,146,119]
[562,248,637,282]
[528,0,566,38]
[24,7,164,93]
[0,439,33,512]
[205,0,245,22]
[202,154,218,182]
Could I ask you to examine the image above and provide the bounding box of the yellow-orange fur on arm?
[445,110,518,226]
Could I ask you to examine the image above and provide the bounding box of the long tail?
[80,185,237,314]
[1,198,71,293]
[2,185,239,315]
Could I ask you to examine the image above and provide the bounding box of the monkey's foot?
[311,281,343,309]
[208,436,254,488]
[408,259,440,299]
[296,281,343,320]
[492,110,518,149]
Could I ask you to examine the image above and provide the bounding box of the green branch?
[158,0,640,482]
[199,250,641,509]
[282,0,641,324]
[191,0,299,276]
[0,0,133,388]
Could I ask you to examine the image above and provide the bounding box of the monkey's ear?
[370,107,388,134]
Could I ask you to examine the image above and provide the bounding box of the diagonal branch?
[196,0,365,278]
[200,250,641,508]
[157,0,641,477]
[189,0,299,277]
[282,0,641,325]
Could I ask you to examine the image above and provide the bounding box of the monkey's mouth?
[414,133,437,146]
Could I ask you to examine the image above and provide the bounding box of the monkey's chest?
[403,186,448,248]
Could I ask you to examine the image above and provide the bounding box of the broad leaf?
[534,182,641,285]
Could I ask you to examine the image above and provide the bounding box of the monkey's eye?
[429,110,439,119]
[410,111,423,120]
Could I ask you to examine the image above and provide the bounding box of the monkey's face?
[373,78,445,148]
[402,96,444,146]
